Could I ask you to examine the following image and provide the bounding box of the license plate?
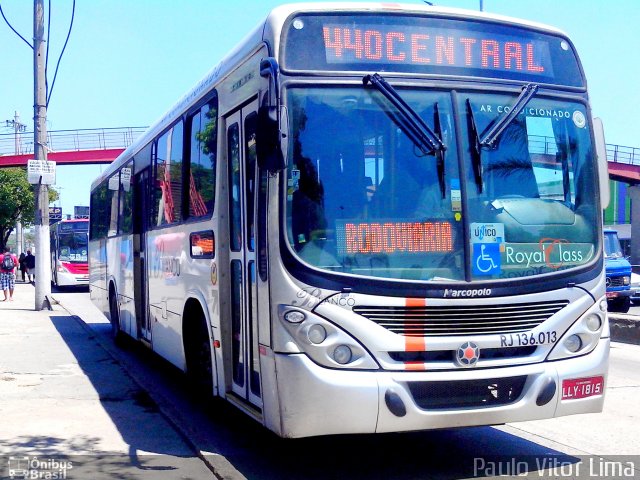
[606,292,618,298]
[561,376,604,400]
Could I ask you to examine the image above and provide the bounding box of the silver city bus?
[89,3,610,438]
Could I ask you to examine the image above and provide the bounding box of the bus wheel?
[609,297,631,313]
[108,287,124,345]
[185,309,214,397]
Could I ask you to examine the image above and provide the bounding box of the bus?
[51,218,90,287]
[89,3,611,438]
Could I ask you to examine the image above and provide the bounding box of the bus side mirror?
[257,105,287,172]
[593,117,610,210]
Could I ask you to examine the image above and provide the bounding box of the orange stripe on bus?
[405,362,424,371]
[404,298,426,370]
[405,298,426,307]
[404,335,426,352]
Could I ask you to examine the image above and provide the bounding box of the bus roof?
[93,2,573,190]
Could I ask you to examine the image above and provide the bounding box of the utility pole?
[34,0,52,310]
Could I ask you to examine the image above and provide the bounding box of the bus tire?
[617,297,631,314]
[609,297,630,314]
[184,305,214,398]
[108,285,125,346]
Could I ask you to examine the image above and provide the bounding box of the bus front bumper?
[56,271,90,287]
[273,338,609,438]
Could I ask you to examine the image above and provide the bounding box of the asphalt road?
[55,287,640,480]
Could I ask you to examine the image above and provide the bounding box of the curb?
[52,295,245,480]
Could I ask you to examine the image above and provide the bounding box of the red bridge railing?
[0,127,146,156]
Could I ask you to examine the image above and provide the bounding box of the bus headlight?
[333,345,353,364]
[57,264,69,273]
[564,334,582,353]
[548,300,607,361]
[284,310,305,323]
[278,305,379,370]
[585,314,602,332]
[307,324,327,344]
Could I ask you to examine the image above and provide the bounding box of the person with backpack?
[1,247,19,301]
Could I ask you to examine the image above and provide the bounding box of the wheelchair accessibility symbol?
[473,243,501,275]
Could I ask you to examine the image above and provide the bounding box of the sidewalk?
[0,281,214,479]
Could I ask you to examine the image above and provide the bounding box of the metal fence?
[606,144,640,166]
[0,127,147,156]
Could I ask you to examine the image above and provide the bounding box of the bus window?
[119,161,134,235]
[107,173,119,237]
[153,122,183,227]
[89,182,109,239]
[244,112,257,251]
[228,123,242,251]
[188,97,218,219]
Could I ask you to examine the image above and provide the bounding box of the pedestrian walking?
[25,250,36,284]
[18,251,26,282]
[1,247,19,301]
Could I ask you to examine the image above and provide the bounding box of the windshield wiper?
[363,73,446,197]
[466,83,539,192]
[466,99,483,193]
[480,83,539,148]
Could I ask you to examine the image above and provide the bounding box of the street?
[55,287,640,479]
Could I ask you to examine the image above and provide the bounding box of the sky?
[0,0,639,215]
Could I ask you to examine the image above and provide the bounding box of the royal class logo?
[503,239,594,269]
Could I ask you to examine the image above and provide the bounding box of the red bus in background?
[50,218,90,287]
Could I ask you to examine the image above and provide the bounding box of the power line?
[45,0,51,96]
[0,1,34,49]
[47,0,75,107]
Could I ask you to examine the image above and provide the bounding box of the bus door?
[226,100,262,408]
[133,167,152,342]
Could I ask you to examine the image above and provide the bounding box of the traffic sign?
[27,159,56,185]
[49,206,62,222]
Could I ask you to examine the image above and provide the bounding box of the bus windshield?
[58,231,89,262]
[286,86,463,281]
[603,231,623,258]
[286,87,598,281]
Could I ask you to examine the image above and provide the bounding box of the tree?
[0,167,58,249]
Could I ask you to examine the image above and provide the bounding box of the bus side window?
[118,161,134,235]
[187,95,218,219]
[153,122,184,226]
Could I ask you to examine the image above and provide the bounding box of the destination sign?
[322,24,552,76]
[336,220,453,255]
[59,220,89,232]
[283,14,583,87]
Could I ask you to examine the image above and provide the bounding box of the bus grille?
[353,300,568,336]
[389,346,536,363]
[407,376,527,410]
